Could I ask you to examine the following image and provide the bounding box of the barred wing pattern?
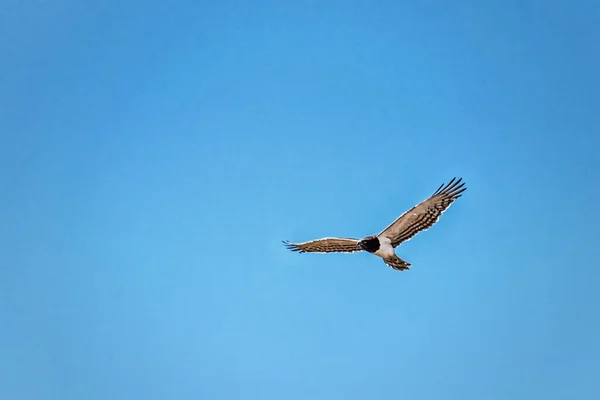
[378,177,467,247]
[282,237,363,253]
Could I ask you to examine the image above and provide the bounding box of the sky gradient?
[1,1,600,399]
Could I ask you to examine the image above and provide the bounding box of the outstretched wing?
[282,237,363,254]
[378,177,467,247]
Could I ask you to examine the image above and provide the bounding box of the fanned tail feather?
[383,255,411,271]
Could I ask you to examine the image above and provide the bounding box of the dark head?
[358,235,380,253]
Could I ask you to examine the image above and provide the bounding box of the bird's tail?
[383,255,411,271]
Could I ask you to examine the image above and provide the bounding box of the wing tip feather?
[282,240,302,252]
[434,177,467,199]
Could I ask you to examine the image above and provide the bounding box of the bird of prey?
[282,177,467,271]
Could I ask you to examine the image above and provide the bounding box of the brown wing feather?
[282,237,362,254]
[377,177,467,247]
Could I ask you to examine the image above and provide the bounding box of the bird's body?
[364,235,411,271]
[372,236,394,259]
[283,177,467,271]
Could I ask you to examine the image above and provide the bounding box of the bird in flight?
[283,177,467,271]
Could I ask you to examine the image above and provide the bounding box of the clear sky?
[1,1,599,399]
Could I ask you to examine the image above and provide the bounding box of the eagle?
[282,177,467,271]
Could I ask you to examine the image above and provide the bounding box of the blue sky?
[1,0,599,399]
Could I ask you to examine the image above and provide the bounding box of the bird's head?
[358,236,379,252]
